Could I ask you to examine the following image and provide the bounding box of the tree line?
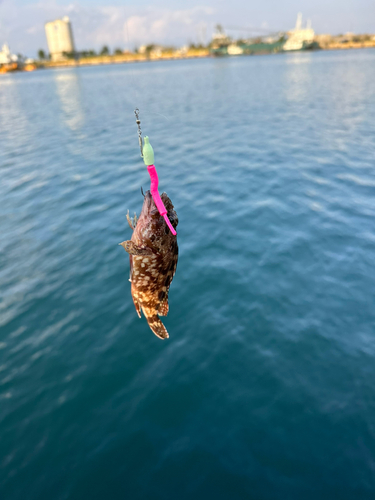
[37,46,126,60]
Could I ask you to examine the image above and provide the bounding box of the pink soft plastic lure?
[143,136,177,236]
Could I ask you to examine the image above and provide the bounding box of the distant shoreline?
[1,43,375,75]
[41,43,375,70]
[41,49,210,70]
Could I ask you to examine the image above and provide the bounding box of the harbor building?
[45,16,75,61]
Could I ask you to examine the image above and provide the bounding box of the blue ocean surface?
[1,49,375,499]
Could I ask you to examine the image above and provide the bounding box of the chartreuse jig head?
[143,136,176,236]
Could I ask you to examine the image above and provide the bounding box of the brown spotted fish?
[120,190,178,339]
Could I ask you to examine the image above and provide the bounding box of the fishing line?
[123,13,182,138]
[124,15,145,115]
[124,20,177,235]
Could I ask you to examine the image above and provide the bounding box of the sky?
[0,0,374,57]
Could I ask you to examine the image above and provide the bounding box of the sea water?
[1,49,375,499]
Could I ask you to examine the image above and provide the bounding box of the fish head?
[135,190,178,250]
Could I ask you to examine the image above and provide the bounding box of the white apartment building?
[45,16,75,61]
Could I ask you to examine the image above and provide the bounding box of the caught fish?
[120,190,178,339]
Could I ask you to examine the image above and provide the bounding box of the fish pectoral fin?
[126,211,134,230]
[126,211,138,230]
[158,296,169,316]
[119,241,152,256]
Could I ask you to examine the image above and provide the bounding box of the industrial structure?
[45,16,75,61]
[0,44,18,65]
[283,13,315,51]
[210,14,316,56]
[0,43,20,72]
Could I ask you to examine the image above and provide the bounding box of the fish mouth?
[143,190,174,217]
[143,190,156,214]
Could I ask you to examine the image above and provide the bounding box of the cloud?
[71,5,214,49]
[126,7,214,47]
[0,1,215,56]
[26,26,39,35]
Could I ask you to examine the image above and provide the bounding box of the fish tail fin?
[149,316,169,340]
[143,308,169,339]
